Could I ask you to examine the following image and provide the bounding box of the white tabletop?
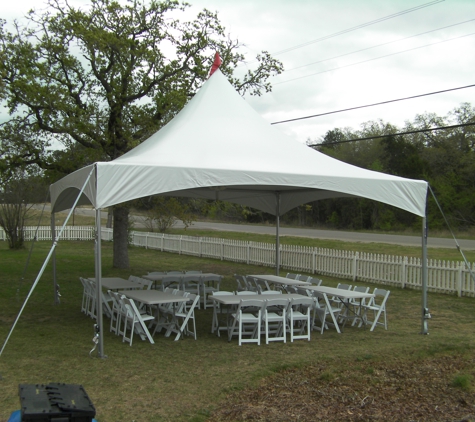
[89,277,140,290]
[248,274,312,286]
[142,272,219,282]
[304,285,374,300]
[119,289,190,305]
[211,293,308,306]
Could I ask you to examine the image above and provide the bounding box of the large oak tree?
[0,0,283,267]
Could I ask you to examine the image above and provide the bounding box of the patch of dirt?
[208,355,475,421]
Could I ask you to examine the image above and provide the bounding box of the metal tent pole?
[51,214,60,305]
[421,214,430,334]
[0,167,95,358]
[275,192,281,276]
[95,208,106,358]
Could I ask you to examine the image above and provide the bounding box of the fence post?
[247,242,250,265]
[352,252,359,282]
[457,264,463,297]
[179,236,182,255]
[312,248,316,274]
[401,257,407,289]
[221,240,224,261]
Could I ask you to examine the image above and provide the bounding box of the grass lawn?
[0,239,474,421]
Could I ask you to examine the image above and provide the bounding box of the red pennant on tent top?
[209,52,222,78]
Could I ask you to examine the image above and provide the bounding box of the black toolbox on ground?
[19,383,96,422]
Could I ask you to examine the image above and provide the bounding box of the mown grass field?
[0,233,474,421]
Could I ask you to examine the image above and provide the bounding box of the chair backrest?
[308,277,323,286]
[236,299,264,314]
[263,298,289,313]
[286,273,300,280]
[136,277,153,290]
[284,285,298,294]
[261,290,282,295]
[296,287,311,296]
[337,283,352,290]
[148,271,167,276]
[288,297,314,312]
[234,274,246,291]
[236,290,257,295]
[373,288,390,306]
[162,275,181,285]
[202,274,222,283]
[297,275,311,282]
[353,285,370,294]
[185,270,202,274]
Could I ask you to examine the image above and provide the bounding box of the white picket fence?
[2,226,474,297]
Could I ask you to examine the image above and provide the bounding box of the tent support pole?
[95,208,106,358]
[51,214,59,305]
[421,213,430,334]
[275,192,281,276]
[0,166,95,359]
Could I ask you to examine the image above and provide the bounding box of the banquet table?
[89,277,141,291]
[142,272,221,291]
[118,289,191,340]
[303,285,375,332]
[248,274,312,288]
[210,293,308,335]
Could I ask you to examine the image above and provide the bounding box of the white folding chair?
[262,298,287,344]
[200,274,223,309]
[234,274,247,292]
[310,291,342,334]
[108,291,121,335]
[343,285,370,327]
[174,294,200,340]
[121,297,155,346]
[361,288,391,331]
[308,277,323,286]
[160,275,181,291]
[228,299,264,346]
[181,274,201,296]
[211,291,234,337]
[79,277,90,315]
[286,297,314,341]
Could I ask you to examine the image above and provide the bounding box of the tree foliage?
[0,0,283,267]
[303,103,475,232]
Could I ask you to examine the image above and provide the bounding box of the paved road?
[50,206,475,250]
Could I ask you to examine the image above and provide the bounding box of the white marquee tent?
[47,69,430,356]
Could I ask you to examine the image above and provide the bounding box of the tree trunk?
[112,205,130,269]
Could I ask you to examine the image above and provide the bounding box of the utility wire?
[285,18,475,73]
[241,0,444,67]
[307,122,475,147]
[273,31,475,86]
[271,0,445,56]
[271,83,475,125]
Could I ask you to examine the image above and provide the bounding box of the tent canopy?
[50,69,428,217]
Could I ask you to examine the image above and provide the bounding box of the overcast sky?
[3,0,475,144]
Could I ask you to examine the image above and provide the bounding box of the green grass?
[1,239,474,421]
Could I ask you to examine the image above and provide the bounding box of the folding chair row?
[80,277,112,319]
[108,290,155,346]
[227,297,314,346]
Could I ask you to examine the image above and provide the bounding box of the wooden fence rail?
[1,226,474,297]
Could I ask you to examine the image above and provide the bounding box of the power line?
[273,31,475,86]
[307,122,475,147]
[271,83,475,125]
[285,18,475,73]
[240,0,444,67]
[270,0,445,56]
